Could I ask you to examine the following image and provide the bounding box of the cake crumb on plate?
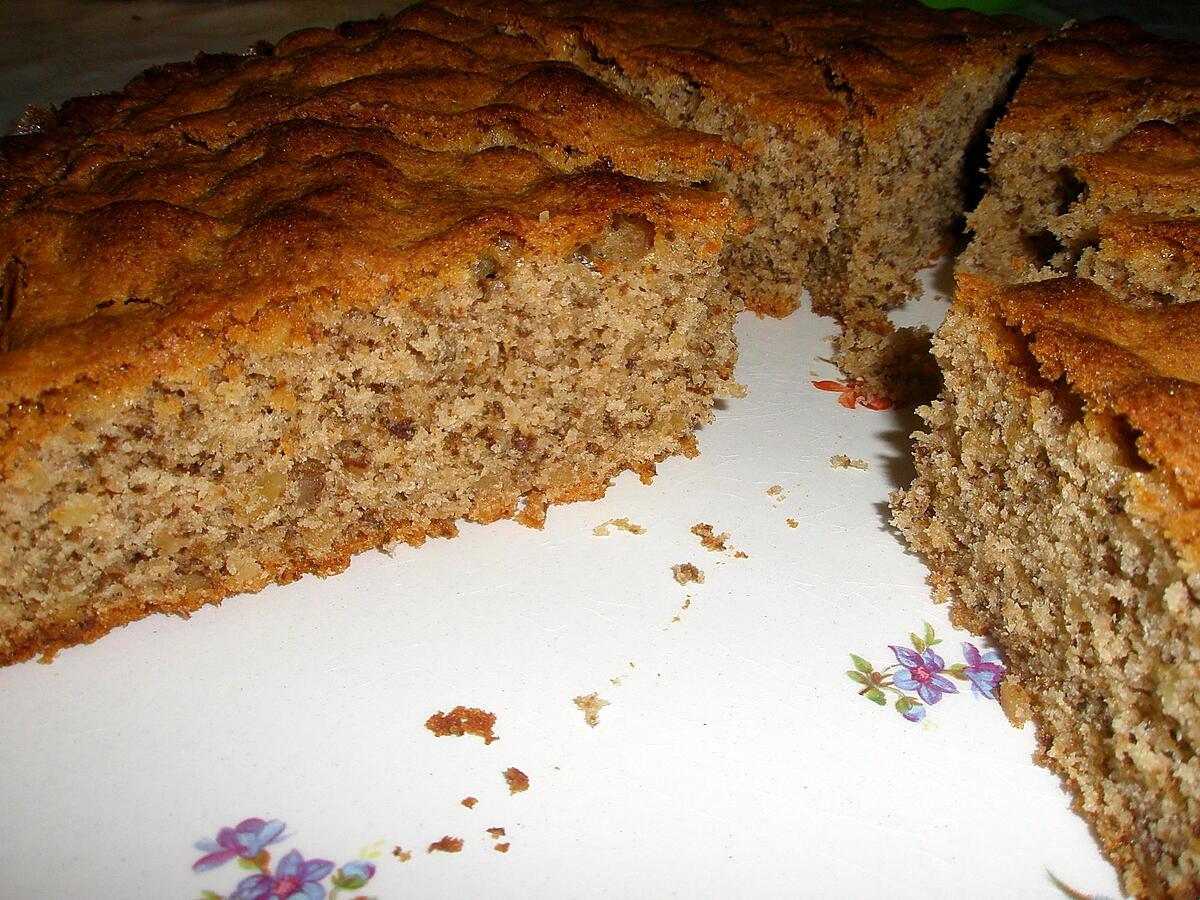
[425,706,499,744]
[428,836,464,854]
[830,454,869,470]
[672,563,705,585]
[573,692,611,727]
[504,767,530,794]
[593,517,646,536]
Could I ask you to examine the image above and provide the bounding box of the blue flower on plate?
[962,642,1005,700]
[889,645,958,705]
[230,849,334,900]
[193,818,287,872]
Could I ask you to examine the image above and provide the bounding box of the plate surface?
[0,4,1124,898]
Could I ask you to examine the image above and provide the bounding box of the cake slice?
[0,15,743,665]
[438,0,851,319]
[1054,115,1200,305]
[438,0,1041,399]
[894,274,1200,898]
[758,0,1041,320]
[961,18,1200,283]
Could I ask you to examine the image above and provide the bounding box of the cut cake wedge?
[961,18,1200,283]
[439,0,1042,400]
[1055,115,1200,305]
[0,13,743,664]
[894,274,1200,898]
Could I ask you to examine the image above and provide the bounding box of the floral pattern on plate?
[194,817,378,900]
[847,622,1004,722]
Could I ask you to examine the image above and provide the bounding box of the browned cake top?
[960,274,1200,511]
[1074,115,1200,211]
[441,0,1039,138]
[0,4,741,413]
[993,18,1200,138]
[750,0,1043,137]
[437,0,849,135]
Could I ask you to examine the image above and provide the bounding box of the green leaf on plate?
[849,654,873,674]
[864,687,886,705]
[847,670,870,686]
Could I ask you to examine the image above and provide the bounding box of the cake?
[0,11,743,665]
[899,21,1200,894]
[437,0,1042,399]
[961,18,1200,283]
[4,3,1199,891]
[893,274,1200,898]
[1055,115,1200,305]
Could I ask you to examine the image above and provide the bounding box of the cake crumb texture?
[0,2,740,665]
[894,275,1200,898]
[963,18,1200,282]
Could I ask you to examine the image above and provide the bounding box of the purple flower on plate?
[194,818,287,872]
[230,849,334,900]
[962,642,1005,700]
[889,645,958,705]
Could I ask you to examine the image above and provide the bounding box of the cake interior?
[579,51,845,319]
[893,301,1200,898]
[0,215,737,664]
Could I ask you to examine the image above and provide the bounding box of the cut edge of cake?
[893,273,1200,898]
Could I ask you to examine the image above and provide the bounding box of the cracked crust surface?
[438,0,1039,402]
[1056,115,1200,303]
[0,2,742,412]
[0,4,742,664]
[962,18,1200,280]
[959,273,1200,572]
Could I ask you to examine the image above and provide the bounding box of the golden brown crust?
[0,4,741,424]
[995,18,1200,139]
[753,0,1042,137]
[435,0,848,136]
[440,0,1040,137]
[1069,116,1200,285]
[1074,115,1200,205]
[958,274,1200,515]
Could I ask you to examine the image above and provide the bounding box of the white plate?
[0,4,1123,898]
